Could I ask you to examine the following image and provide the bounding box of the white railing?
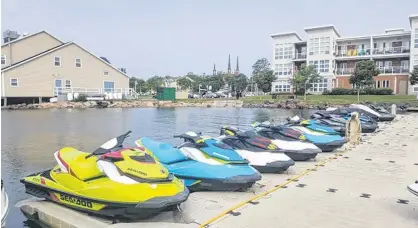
[376,66,409,74]
[372,46,410,55]
[336,66,409,75]
[53,87,139,99]
[293,52,307,60]
[336,48,371,57]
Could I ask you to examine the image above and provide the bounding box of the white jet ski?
[348,104,395,122]
[174,131,295,173]
[1,180,9,228]
[408,181,418,197]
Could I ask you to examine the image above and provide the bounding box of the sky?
[1,0,418,79]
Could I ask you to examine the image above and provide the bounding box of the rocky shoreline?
[1,99,417,111]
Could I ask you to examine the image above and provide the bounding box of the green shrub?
[74,94,88,102]
[323,88,393,95]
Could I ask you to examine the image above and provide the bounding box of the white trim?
[103,80,115,92]
[10,78,18,87]
[1,54,6,65]
[54,56,61,67]
[75,57,82,68]
[64,79,72,88]
[2,73,5,96]
[1,42,129,78]
[1,31,64,48]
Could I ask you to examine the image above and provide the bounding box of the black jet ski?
[348,104,395,122]
[311,110,378,134]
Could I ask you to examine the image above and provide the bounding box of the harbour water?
[1,107,314,227]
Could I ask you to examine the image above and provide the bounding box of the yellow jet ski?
[20,131,189,221]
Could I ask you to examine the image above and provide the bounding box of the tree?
[129,77,147,94]
[290,64,321,100]
[252,58,276,93]
[410,65,418,85]
[349,60,380,102]
[147,76,164,93]
[177,77,193,91]
[228,73,248,94]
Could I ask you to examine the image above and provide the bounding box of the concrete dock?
[17,114,418,228]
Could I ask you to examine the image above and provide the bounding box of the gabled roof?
[1,42,129,78]
[1,31,63,47]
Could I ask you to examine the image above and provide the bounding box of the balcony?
[376,66,409,74]
[335,68,355,75]
[335,66,409,75]
[335,48,371,59]
[292,52,307,61]
[372,46,410,56]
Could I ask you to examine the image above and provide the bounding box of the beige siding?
[1,32,63,68]
[3,43,129,97]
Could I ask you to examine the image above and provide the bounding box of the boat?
[284,116,346,152]
[407,181,418,197]
[21,131,189,220]
[173,131,294,173]
[311,111,378,134]
[251,122,322,161]
[348,104,395,122]
[135,136,261,192]
[1,180,9,228]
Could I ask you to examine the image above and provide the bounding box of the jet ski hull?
[1,180,8,228]
[314,140,345,152]
[252,160,295,173]
[407,183,418,197]
[179,174,260,192]
[21,170,189,220]
[283,150,318,161]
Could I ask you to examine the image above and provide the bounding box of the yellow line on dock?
[198,152,344,228]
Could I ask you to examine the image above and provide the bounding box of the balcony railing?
[336,66,409,75]
[335,68,355,75]
[376,66,409,74]
[372,46,410,55]
[335,48,371,57]
[293,52,307,60]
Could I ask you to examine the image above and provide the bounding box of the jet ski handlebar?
[174,132,203,144]
[86,130,132,159]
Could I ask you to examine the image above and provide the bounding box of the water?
[1,107,314,227]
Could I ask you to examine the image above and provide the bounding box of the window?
[103,70,109,76]
[376,80,381,88]
[65,80,71,88]
[273,81,291,93]
[415,29,418,48]
[104,81,115,92]
[275,43,293,59]
[414,86,418,92]
[1,55,6,65]
[308,78,328,92]
[54,56,61,66]
[10,78,18,87]
[381,80,390,88]
[414,54,418,66]
[276,63,292,76]
[75,58,82,68]
[309,60,329,73]
[309,37,330,55]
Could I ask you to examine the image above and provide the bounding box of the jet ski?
[311,111,378,134]
[135,136,261,192]
[251,122,322,161]
[407,181,418,197]
[171,131,294,173]
[285,116,346,152]
[21,131,189,220]
[1,180,9,228]
[348,104,395,122]
[287,116,341,135]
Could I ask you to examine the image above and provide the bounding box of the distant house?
[1,31,132,105]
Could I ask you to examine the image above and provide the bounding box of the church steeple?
[213,63,217,76]
[227,54,231,74]
[235,56,240,75]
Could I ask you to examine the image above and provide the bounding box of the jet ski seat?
[200,139,245,162]
[54,147,102,181]
[140,137,188,164]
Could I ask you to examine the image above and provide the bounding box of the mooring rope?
[345,112,361,145]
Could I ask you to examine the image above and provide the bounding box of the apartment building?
[1,30,132,106]
[271,14,418,95]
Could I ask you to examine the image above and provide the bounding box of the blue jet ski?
[135,137,261,192]
[285,116,346,152]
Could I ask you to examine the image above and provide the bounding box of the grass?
[175,95,417,105]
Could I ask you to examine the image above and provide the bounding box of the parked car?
[203,91,218,98]
[188,93,200,99]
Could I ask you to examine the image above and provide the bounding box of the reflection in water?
[1,108,315,227]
